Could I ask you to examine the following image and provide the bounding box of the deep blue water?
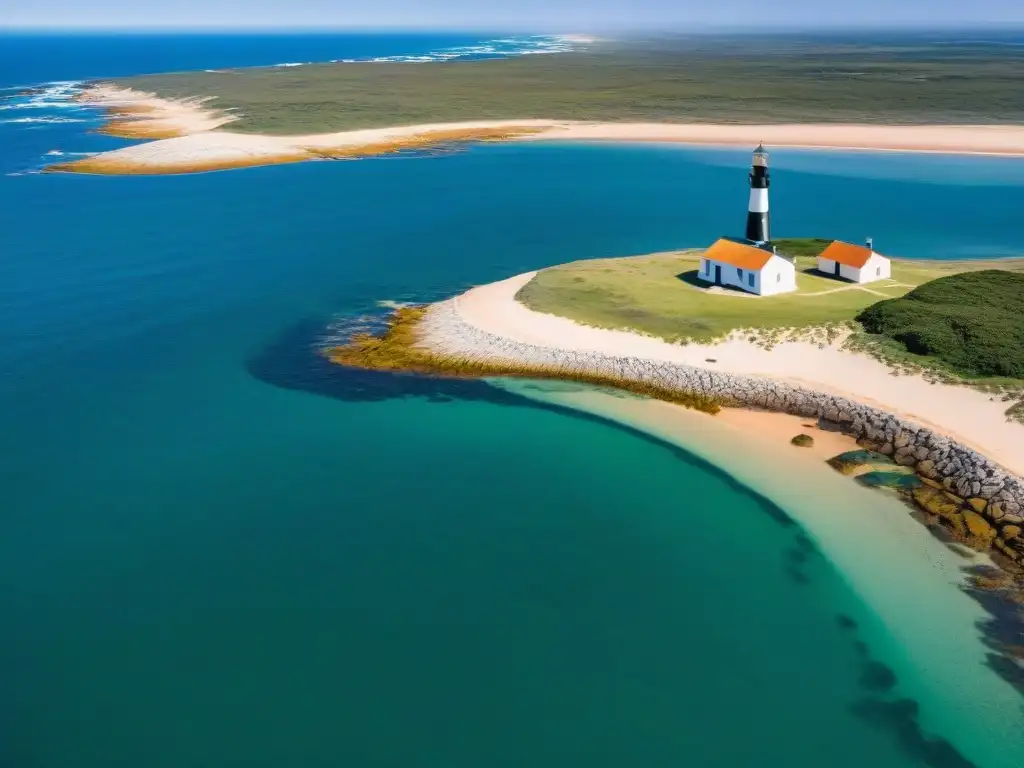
[2,33,1024,768]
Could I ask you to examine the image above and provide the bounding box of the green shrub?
[856,270,1024,378]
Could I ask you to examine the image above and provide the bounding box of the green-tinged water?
[3,132,1024,766]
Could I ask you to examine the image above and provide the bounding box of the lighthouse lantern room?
[745,144,771,244]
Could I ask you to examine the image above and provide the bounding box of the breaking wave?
[1,116,88,125]
[362,34,592,63]
[0,81,87,113]
[305,34,595,67]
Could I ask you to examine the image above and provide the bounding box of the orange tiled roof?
[820,241,877,269]
[703,239,775,271]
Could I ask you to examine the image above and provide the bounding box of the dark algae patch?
[836,614,859,631]
[326,305,723,414]
[860,661,899,693]
[850,698,978,768]
[835,610,979,768]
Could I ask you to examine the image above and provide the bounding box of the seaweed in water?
[836,614,859,631]
[850,698,977,768]
[784,566,811,586]
[786,547,810,565]
[859,661,899,693]
[246,314,807,533]
[794,532,819,554]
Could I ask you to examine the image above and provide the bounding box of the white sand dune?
[55,84,1024,174]
[449,271,1024,475]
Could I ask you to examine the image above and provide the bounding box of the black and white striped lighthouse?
[745,144,770,244]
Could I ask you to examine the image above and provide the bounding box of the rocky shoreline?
[417,298,1024,570]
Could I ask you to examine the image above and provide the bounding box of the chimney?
[866,237,874,251]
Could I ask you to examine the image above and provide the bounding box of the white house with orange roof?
[698,238,797,296]
[817,239,891,283]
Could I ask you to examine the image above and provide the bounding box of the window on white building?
[748,273,755,287]
[876,266,881,276]
[776,273,781,283]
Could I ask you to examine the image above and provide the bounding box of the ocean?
[2,32,1023,768]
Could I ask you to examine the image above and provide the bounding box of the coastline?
[327,269,1024,580]
[46,84,1024,175]
[447,271,1024,477]
[494,378,1024,768]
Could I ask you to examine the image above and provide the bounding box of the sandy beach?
[48,84,1024,175]
[442,271,1024,476]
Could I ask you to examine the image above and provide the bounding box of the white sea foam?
[0,101,84,111]
[342,34,593,65]
[273,62,306,68]
[1,116,87,124]
[0,80,87,114]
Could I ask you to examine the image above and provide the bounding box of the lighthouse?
[745,144,770,244]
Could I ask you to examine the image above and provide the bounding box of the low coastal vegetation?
[856,271,1024,379]
[115,35,1024,134]
[516,246,1024,344]
[327,306,723,414]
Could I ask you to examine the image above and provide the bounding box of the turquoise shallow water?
[4,123,1024,764]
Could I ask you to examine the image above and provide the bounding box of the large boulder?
[828,450,898,476]
[911,486,967,536]
[963,510,997,549]
[856,471,923,491]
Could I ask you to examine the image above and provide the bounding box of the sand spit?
[76,83,237,139]
[47,84,1024,175]
[51,87,561,174]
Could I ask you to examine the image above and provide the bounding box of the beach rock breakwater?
[416,299,1024,566]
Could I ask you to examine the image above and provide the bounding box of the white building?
[698,238,797,296]
[817,240,891,283]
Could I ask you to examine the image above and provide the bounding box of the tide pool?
[3,133,1024,767]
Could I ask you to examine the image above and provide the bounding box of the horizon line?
[4,23,1024,34]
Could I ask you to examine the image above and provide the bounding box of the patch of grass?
[856,271,1024,378]
[773,238,832,258]
[516,245,1024,344]
[327,306,724,414]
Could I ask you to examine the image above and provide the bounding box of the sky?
[5,0,1024,30]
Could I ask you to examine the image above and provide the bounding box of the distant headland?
[45,34,1024,175]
